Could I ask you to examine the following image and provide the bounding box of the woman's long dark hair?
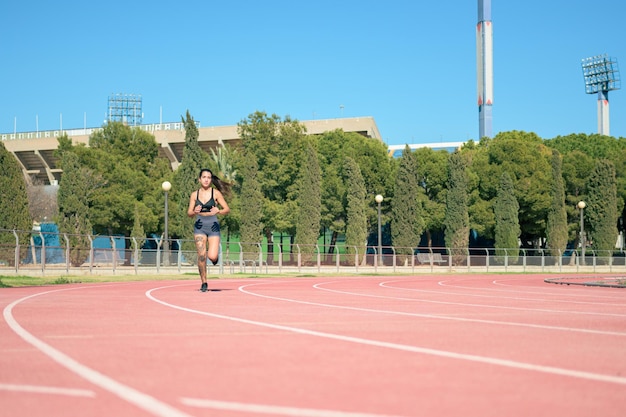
[199,168,231,195]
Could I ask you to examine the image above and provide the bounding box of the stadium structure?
[1,117,386,186]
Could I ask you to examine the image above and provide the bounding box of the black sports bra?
[195,189,215,213]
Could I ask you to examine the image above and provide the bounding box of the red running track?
[1,274,625,417]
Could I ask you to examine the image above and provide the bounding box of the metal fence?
[1,228,625,276]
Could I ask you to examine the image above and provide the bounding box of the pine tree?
[545,149,568,259]
[344,156,368,266]
[294,141,322,264]
[0,142,32,265]
[587,159,618,257]
[391,145,424,264]
[494,172,520,263]
[444,151,469,264]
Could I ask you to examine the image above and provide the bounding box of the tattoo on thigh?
[198,254,206,262]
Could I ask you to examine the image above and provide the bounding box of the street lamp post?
[162,181,172,266]
[578,201,586,265]
[375,194,383,266]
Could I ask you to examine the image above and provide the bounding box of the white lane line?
[440,277,626,301]
[301,281,626,336]
[181,397,406,417]
[0,383,95,397]
[375,281,626,318]
[146,283,626,386]
[378,279,626,307]
[3,287,194,417]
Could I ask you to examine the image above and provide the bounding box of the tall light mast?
[107,93,143,126]
[581,54,621,136]
[477,0,493,139]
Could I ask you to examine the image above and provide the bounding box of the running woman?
[187,168,231,292]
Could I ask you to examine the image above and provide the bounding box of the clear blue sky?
[1,0,625,145]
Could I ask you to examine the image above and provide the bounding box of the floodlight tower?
[581,54,621,136]
[107,93,143,126]
[477,0,493,139]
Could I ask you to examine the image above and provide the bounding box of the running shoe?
[200,282,208,292]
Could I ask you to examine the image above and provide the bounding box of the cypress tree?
[444,151,469,264]
[344,156,368,266]
[239,150,264,261]
[0,142,32,265]
[294,141,322,263]
[587,159,618,257]
[171,111,213,253]
[494,172,520,263]
[391,145,424,264]
[545,149,568,259]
